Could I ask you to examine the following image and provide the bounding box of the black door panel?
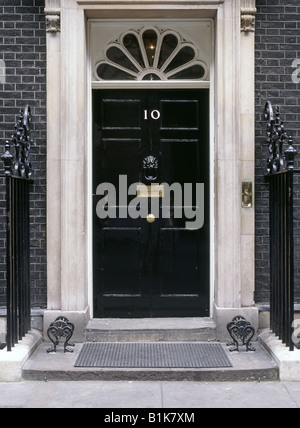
[93,89,210,318]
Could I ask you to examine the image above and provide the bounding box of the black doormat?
[75,343,232,369]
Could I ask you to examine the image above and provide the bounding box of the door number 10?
[144,110,161,120]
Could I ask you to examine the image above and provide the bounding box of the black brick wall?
[0,0,46,308]
[255,0,300,302]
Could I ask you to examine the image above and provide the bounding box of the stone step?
[86,318,217,343]
[22,341,279,383]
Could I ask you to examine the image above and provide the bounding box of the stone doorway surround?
[44,0,257,341]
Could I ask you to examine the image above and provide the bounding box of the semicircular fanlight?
[168,63,206,80]
[142,73,162,81]
[95,27,208,82]
[123,32,145,68]
[158,33,179,69]
[96,63,136,81]
[106,46,139,73]
[142,29,158,67]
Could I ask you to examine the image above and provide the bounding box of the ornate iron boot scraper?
[47,317,75,353]
[227,315,256,352]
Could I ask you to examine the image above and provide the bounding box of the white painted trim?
[91,81,210,90]
[87,16,94,319]
[209,20,215,318]
[77,0,224,5]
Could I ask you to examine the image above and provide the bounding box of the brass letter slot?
[137,184,164,198]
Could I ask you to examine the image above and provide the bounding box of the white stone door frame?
[44,0,258,340]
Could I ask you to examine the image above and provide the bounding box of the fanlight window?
[95,27,208,82]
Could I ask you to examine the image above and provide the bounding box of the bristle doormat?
[75,342,232,369]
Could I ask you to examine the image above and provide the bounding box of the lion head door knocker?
[143,155,159,182]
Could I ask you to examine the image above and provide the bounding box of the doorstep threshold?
[87,317,216,331]
[86,318,216,342]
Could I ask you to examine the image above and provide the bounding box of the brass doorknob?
[146,214,156,224]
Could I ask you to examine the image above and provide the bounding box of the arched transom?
[94,27,209,82]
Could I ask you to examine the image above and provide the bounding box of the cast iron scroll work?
[143,155,159,182]
[264,101,298,174]
[1,104,33,178]
[47,317,75,353]
[227,316,256,352]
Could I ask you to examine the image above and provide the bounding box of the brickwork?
[0,0,46,308]
[255,0,300,302]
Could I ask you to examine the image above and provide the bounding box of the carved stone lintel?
[241,7,257,33]
[45,8,61,33]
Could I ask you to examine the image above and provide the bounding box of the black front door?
[93,89,210,318]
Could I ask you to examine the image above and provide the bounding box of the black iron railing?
[1,105,33,351]
[268,170,295,350]
[264,101,298,351]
